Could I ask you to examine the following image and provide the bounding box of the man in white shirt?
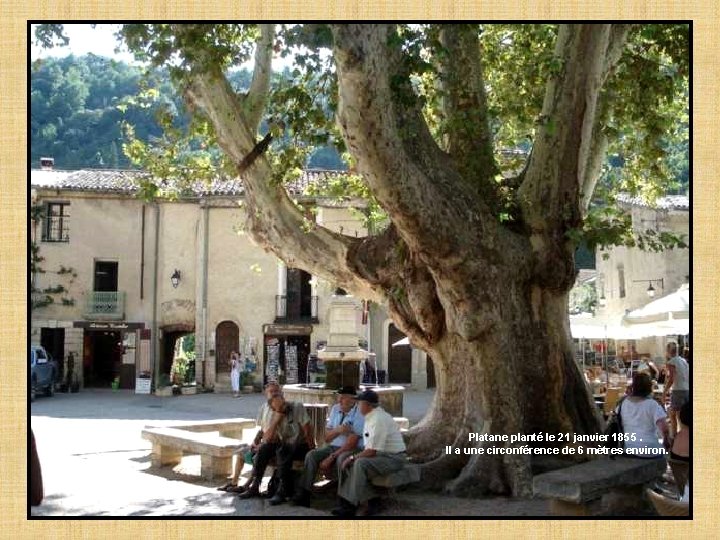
[663,342,690,438]
[333,389,407,517]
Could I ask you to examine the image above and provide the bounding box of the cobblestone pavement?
[30,389,548,517]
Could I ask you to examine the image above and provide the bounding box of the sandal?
[217,482,234,492]
[227,484,247,493]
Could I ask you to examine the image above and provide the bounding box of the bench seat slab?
[533,457,666,504]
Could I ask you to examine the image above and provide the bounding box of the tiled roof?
[576,269,598,285]
[617,193,689,210]
[30,168,349,197]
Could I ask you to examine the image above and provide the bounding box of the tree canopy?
[33,23,690,497]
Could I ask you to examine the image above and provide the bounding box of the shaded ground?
[30,389,549,517]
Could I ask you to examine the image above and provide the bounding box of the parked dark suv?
[30,346,58,402]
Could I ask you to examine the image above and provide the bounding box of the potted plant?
[155,373,173,396]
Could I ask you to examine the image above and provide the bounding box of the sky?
[31,24,138,64]
[30,23,295,70]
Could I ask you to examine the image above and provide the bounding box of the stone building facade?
[31,167,431,392]
[593,194,690,358]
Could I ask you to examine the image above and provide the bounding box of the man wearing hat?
[291,385,365,507]
[332,389,407,517]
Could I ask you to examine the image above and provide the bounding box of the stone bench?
[144,418,255,440]
[141,427,243,480]
[371,463,420,489]
[533,457,667,515]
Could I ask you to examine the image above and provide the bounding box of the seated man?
[292,385,364,507]
[241,393,315,505]
[333,389,407,517]
[217,381,281,493]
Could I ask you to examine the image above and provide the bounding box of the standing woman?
[621,372,670,457]
[230,351,241,398]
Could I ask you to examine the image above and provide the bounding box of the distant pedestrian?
[663,342,690,439]
[230,351,241,397]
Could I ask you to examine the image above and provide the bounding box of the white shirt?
[363,407,406,453]
[668,356,689,391]
[256,402,274,431]
[621,397,667,455]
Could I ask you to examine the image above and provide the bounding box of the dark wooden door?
[387,324,412,383]
[286,268,313,320]
[216,321,239,374]
[286,268,302,320]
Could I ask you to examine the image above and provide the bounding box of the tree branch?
[244,24,274,133]
[331,24,498,260]
[347,224,444,347]
[182,67,382,302]
[437,25,499,203]
[603,24,633,83]
[518,24,615,286]
[579,24,631,214]
[332,24,532,339]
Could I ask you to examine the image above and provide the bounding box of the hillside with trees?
[31,55,346,170]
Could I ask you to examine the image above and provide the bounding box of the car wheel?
[45,383,55,397]
[31,378,36,402]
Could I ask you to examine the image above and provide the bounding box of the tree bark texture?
[182,23,629,497]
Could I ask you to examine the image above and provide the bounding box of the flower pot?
[155,386,173,397]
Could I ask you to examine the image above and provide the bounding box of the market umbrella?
[623,283,689,336]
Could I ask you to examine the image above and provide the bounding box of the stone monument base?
[282,383,405,417]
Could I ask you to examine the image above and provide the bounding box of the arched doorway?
[387,324,411,384]
[216,321,240,375]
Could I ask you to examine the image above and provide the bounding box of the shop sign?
[263,323,312,336]
[74,321,145,331]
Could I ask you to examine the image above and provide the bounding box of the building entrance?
[387,324,411,384]
[83,330,122,387]
[263,333,311,385]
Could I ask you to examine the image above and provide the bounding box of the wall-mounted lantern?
[171,269,181,289]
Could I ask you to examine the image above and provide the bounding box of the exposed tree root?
[417,452,468,490]
[404,423,459,461]
[443,444,533,498]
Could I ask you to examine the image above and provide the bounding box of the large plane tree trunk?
[177,22,630,496]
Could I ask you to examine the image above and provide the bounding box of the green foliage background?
[30,54,346,171]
